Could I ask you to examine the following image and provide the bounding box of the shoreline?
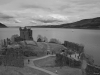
[1,27,100,30]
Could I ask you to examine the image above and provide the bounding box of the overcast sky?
[0,0,100,26]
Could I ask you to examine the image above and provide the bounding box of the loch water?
[0,28,100,66]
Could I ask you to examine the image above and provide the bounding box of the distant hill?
[0,23,7,28]
[61,17,100,29]
[30,17,100,29]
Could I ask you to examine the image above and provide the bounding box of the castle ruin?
[19,27,33,40]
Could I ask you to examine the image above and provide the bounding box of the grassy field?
[34,56,56,67]
[0,66,50,75]
[34,56,82,75]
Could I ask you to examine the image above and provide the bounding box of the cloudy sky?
[0,0,100,26]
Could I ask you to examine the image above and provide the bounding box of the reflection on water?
[0,28,100,66]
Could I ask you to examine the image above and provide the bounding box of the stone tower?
[19,27,33,40]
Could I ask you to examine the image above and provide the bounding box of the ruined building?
[1,48,24,67]
[19,27,33,40]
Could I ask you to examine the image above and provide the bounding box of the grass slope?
[34,56,82,75]
[0,66,50,75]
[48,43,66,53]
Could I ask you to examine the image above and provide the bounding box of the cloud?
[32,19,63,23]
[0,12,14,20]
[21,4,52,11]
[0,9,70,26]
[0,0,100,26]
[31,15,66,23]
[0,0,13,5]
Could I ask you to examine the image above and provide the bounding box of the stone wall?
[1,48,24,67]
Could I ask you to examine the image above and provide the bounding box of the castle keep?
[19,27,33,40]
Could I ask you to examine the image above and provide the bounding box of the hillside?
[61,17,100,29]
[30,17,100,29]
[0,23,7,28]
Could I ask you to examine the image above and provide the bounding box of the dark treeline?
[36,34,61,44]
[55,54,81,68]
[63,41,84,54]
[37,38,42,42]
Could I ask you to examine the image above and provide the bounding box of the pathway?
[26,43,57,75]
[26,55,57,75]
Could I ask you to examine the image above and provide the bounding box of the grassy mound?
[48,43,67,53]
[19,41,66,57]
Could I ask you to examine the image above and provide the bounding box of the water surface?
[0,28,100,66]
